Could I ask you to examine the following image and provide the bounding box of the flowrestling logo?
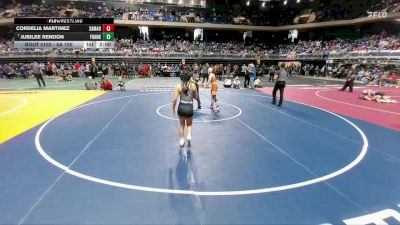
[323,203,400,225]
[367,11,388,18]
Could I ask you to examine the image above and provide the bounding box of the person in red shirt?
[387,72,399,85]
[104,77,113,90]
[99,75,113,90]
[122,70,129,78]
[388,73,398,81]
[47,62,53,76]
[74,62,81,71]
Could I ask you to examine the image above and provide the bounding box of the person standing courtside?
[272,63,288,106]
[32,62,45,88]
[201,64,209,85]
[269,65,275,82]
[241,64,249,88]
[249,64,257,89]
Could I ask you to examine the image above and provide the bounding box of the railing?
[0,50,399,61]
[330,50,400,58]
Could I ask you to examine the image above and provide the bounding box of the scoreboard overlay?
[13,18,114,49]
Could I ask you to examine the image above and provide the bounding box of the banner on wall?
[194,28,203,41]
[278,61,301,69]
[288,29,298,42]
[139,26,149,40]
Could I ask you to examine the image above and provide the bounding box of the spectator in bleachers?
[57,68,72,82]
[19,64,28,79]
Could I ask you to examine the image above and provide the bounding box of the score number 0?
[102,24,114,32]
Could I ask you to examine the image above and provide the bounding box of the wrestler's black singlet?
[177,83,194,118]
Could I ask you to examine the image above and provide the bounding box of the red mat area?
[258,86,400,131]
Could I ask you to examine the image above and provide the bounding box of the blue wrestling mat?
[1,88,400,225]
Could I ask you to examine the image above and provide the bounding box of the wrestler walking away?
[172,72,199,147]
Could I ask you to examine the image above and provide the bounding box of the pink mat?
[258,86,400,131]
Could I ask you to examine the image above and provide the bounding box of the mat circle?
[156,102,242,122]
[35,93,368,196]
[0,95,27,116]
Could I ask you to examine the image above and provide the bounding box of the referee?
[191,76,201,109]
[272,63,288,106]
[32,62,46,88]
[340,66,356,92]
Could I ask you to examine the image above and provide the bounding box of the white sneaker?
[214,106,220,111]
[186,135,191,147]
[179,139,185,147]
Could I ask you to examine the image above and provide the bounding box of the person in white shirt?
[224,78,232,88]
[233,76,240,89]
[85,76,97,90]
[241,64,247,76]
[116,76,125,91]
[254,77,262,88]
